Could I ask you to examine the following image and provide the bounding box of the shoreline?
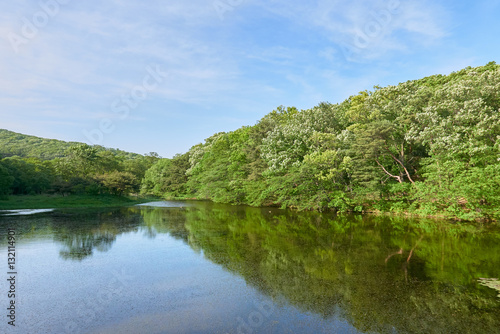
[1,194,497,224]
[0,194,160,210]
[161,195,499,224]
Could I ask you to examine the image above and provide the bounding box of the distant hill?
[0,129,142,160]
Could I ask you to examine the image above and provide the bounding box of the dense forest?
[0,130,160,197]
[2,63,499,220]
[0,129,142,160]
[142,62,500,221]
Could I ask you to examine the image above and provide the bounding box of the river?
[1,201,499,333]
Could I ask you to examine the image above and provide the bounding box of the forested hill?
[0,130,159,197]
[2,62,499,221]
[142,62,500,221]
[0,129,141,160]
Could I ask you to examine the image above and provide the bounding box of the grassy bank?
[0,194,160,210]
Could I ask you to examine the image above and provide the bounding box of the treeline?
[2,63,499,220]
[0,129,141,160]
[0,143,159,197]
[142,62,500,221]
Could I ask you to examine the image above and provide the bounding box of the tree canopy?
[2,62,499,220]
[140,62,500,221]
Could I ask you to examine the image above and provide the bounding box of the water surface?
[1,201,499,333]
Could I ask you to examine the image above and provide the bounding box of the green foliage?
[66,144,101,177]
[134,62,500,220]
[260,103,346,174]
[0,162,14,197]
[3,62,500,220]
[1,156,54,194]
[0,129,142,160]
[0,131,160,199]
[349,120,424,191]
[97,171,139,195]
[141,153,190,197]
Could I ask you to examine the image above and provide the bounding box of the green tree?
[0,161,14,197]
[126,62,500,219]
[1,156,54,194]
[98,171,138,195]
[66,144,101,177]
[142,153,190,197]
[350,121,421,188]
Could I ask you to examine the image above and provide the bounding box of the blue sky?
[1,0,499,157]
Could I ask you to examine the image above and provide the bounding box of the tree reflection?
[48,208,142,260]
[58,231,116,260]
[140,202,500,334]
[4,204,498,332]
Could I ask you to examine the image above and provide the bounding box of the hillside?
[141,62,500,221]
[0,129,142,160]
[2,62,499,221]
[0,129,159,198]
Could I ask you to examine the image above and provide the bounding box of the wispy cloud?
[2,0,494,158]
[251,0,449,61]
[0,0,450,111]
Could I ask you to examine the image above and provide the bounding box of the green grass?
[0,194,160,210]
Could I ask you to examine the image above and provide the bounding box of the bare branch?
[387,151,415,185]
[375,159,402,183]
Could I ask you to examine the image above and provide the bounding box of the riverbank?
[160,194,499,224]
[0,194,159,210]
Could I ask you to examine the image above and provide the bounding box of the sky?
[1,0,499,158]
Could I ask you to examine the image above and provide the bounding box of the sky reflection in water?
[0,202,499,333]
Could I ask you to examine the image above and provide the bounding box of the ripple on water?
[135,201,190,208]
[0,209,54,216]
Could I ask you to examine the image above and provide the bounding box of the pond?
[1,201,499,334]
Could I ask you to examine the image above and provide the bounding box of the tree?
[0,162,14,197]
[98,171,138,195]
[66,144,100,177]
[350,121,421,187]
[1,156,54,194]
[142,153,190,197]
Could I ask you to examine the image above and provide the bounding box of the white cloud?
[0,1,240,113]
[0,0,451,117]
[251,0,449,61]
[0,0,490,158]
